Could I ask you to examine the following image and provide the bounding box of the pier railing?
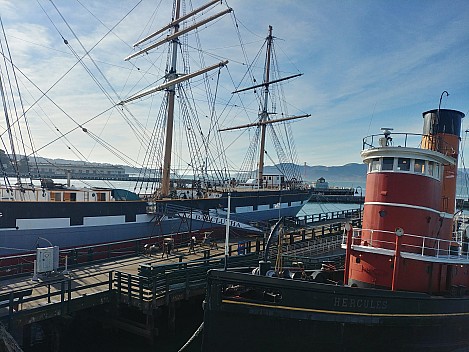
[0,231,196,279]
[0,272,113,329]
[295,209,360,227]
[115,253,259,308]
[0,253,259,327]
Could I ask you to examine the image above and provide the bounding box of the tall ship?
[202,104,469,351]
[0,1,311,257]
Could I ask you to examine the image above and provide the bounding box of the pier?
[0,208,360,350]
[309,194,364,203]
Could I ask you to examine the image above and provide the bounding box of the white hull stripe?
[365,201,453,219]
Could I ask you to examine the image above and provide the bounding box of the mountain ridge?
[264,163,367,183]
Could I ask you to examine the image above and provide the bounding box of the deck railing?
[362,132,423,150]
[343,228,469,261]
[295,209,360,226]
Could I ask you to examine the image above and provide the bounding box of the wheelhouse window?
[370,158,380,172]
[397,158,410,171]
[414,159,425,174]
[428,161,434,176]
[382,157,394,171]
[368,155,441,179]
[434,163,440,179]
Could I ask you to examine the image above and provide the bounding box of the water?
[30,299,204,352]
[300,201,361,216]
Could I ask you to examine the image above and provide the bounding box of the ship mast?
[221,26,310,188]
[258,25,273,188]
[120,0,231,197]
[161,0,181,197]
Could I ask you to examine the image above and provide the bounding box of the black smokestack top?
[422,109,465,137]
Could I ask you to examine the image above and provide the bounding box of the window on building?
[382,157,394,171]
[397,158,410,171]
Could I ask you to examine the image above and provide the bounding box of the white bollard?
[32,260,39,282]
[62,255,70,275]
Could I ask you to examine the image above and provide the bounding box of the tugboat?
[202,106,469,352]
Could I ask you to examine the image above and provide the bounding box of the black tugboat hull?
[202,270,469,352]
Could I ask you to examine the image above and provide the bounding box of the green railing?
[0,254,259,326]
[115,253,259,307]
[295,209,360,226]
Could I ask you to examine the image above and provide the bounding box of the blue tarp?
[111,188,141,201]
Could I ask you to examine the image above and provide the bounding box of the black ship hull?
[202,269,469,352]
[0,188,311,256]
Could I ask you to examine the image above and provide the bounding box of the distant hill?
[264,163,367,184]
[21,157,469,195]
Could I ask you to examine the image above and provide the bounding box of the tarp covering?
[111,189,141,201]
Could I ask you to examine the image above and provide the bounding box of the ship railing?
[362,132,423,150]
[362,132,457,156]
[283,234,343,259]
[345,228,469,261]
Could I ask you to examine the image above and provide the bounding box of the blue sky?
[0,0,468,170]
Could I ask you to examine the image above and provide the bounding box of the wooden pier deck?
[0,208,360,350]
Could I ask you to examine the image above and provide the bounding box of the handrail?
[362,131,457,155]
[345,228,469,260]
[295,208,360,227]
[362,132,422,150]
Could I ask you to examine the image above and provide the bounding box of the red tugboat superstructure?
[347,108,466,293]
[202,105,469,352]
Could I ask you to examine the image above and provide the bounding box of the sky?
[0,0,468,172]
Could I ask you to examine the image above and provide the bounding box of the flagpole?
[224,192,231,270]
